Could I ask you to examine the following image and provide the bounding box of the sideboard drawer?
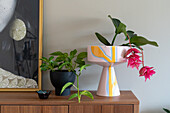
[1,106,68,113]
[43,106,68,113]
[1,106,41,113]
[102,105,133,113]
[69,105,101,113]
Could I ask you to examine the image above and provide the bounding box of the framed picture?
[0,0,43,91]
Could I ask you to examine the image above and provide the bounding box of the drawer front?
[1,106,41,113]
[1,106,20,113]
[102,105,133,113]
[1,105,68,113]
[69,105,101,113]
[43,106,68,113]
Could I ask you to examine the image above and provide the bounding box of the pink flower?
[125,48,142,70]
[139,66,156,81]
[125,48,141,57]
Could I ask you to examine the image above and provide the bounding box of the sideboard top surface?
[0,91,139,105]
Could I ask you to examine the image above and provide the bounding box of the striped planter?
[87,46,129,97]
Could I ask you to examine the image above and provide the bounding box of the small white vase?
[87,46,129,97]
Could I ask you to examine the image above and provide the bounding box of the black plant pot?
[50,70,76,96]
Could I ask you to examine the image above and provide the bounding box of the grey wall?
[43,0,170,113]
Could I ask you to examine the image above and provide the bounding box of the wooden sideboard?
[0,91,139,113]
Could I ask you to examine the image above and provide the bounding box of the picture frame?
[0,0,43,91]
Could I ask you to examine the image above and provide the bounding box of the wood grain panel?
[1,106,20,113]
[43,106,68,113]
[0,91,139,105]
[20,106,41,113]
[115,105,133,113]
[134,104,139,113]
[102,105,114,113]
[69,105,101,113]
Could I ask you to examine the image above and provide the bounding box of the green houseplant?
[87,15,159,97]
[40,49,93,97]
[61,63,94,103]
[95,15,158,81]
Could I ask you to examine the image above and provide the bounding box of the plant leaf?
[125,30,137,41]
[70,49,77,60]
[49,56,54,61]
[130,36,159,47]
[108,15,121,29]
[68,93,78,100]
[60,82,74,95]
[79,64,91,72]
[116,23,127,35]
[40,57,48,62]
[70,49,77,56]
[77,52,87,59]
[95,32,111,46]
[163,108,170,113]
[58,62,70,70]
[50,51,63,56]
[80,90,94,100]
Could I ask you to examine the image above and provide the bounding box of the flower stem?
[127,34,132,48]
[141,49,144,67]
[111,33,118,45]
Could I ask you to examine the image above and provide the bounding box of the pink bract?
[125,48,142,70]
[125,48,141,57]
[139,66,156,81]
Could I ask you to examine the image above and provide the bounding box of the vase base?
[96,91,120,97]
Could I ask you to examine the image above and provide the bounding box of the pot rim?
[88,45,129,48]
[50,70,75,72]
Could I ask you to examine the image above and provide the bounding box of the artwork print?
[0,0,42,90]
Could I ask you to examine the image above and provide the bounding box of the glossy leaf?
[49,56,54,61]
[130,36,159,47]
[58,62,70,70]
[50,51,63,56]
[60,82,74,95]
[68,93,78,100]
[70,49,77,59]
[108,15,121,28]
[79,64,91,72]
[75,58,85,64]
[116,23,127,35]
[40,57,48,62]
[70,49,77,56]
[125,30,137,41]
[80,90,94,100]
[163,108,170,113]
[77,52,87,59]
[95,32,111,46]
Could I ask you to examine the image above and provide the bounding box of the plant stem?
[140,48,144,67]
[127,34,132,48]
[77,75,80,103]
[111,33,117,46]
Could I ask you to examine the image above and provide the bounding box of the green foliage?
[95,15,159,48]
[61,64,94,103]
[40,49,87,72]
[80,90,94,100]
[95,33,111,46]
[163,108,170,113]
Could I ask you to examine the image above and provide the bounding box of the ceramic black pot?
[50,70,76,96]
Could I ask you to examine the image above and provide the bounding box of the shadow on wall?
[141,109,165,113]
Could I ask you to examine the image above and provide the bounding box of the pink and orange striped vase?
[87,46,129,97]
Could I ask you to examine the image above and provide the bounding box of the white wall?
[43,0,170,112]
